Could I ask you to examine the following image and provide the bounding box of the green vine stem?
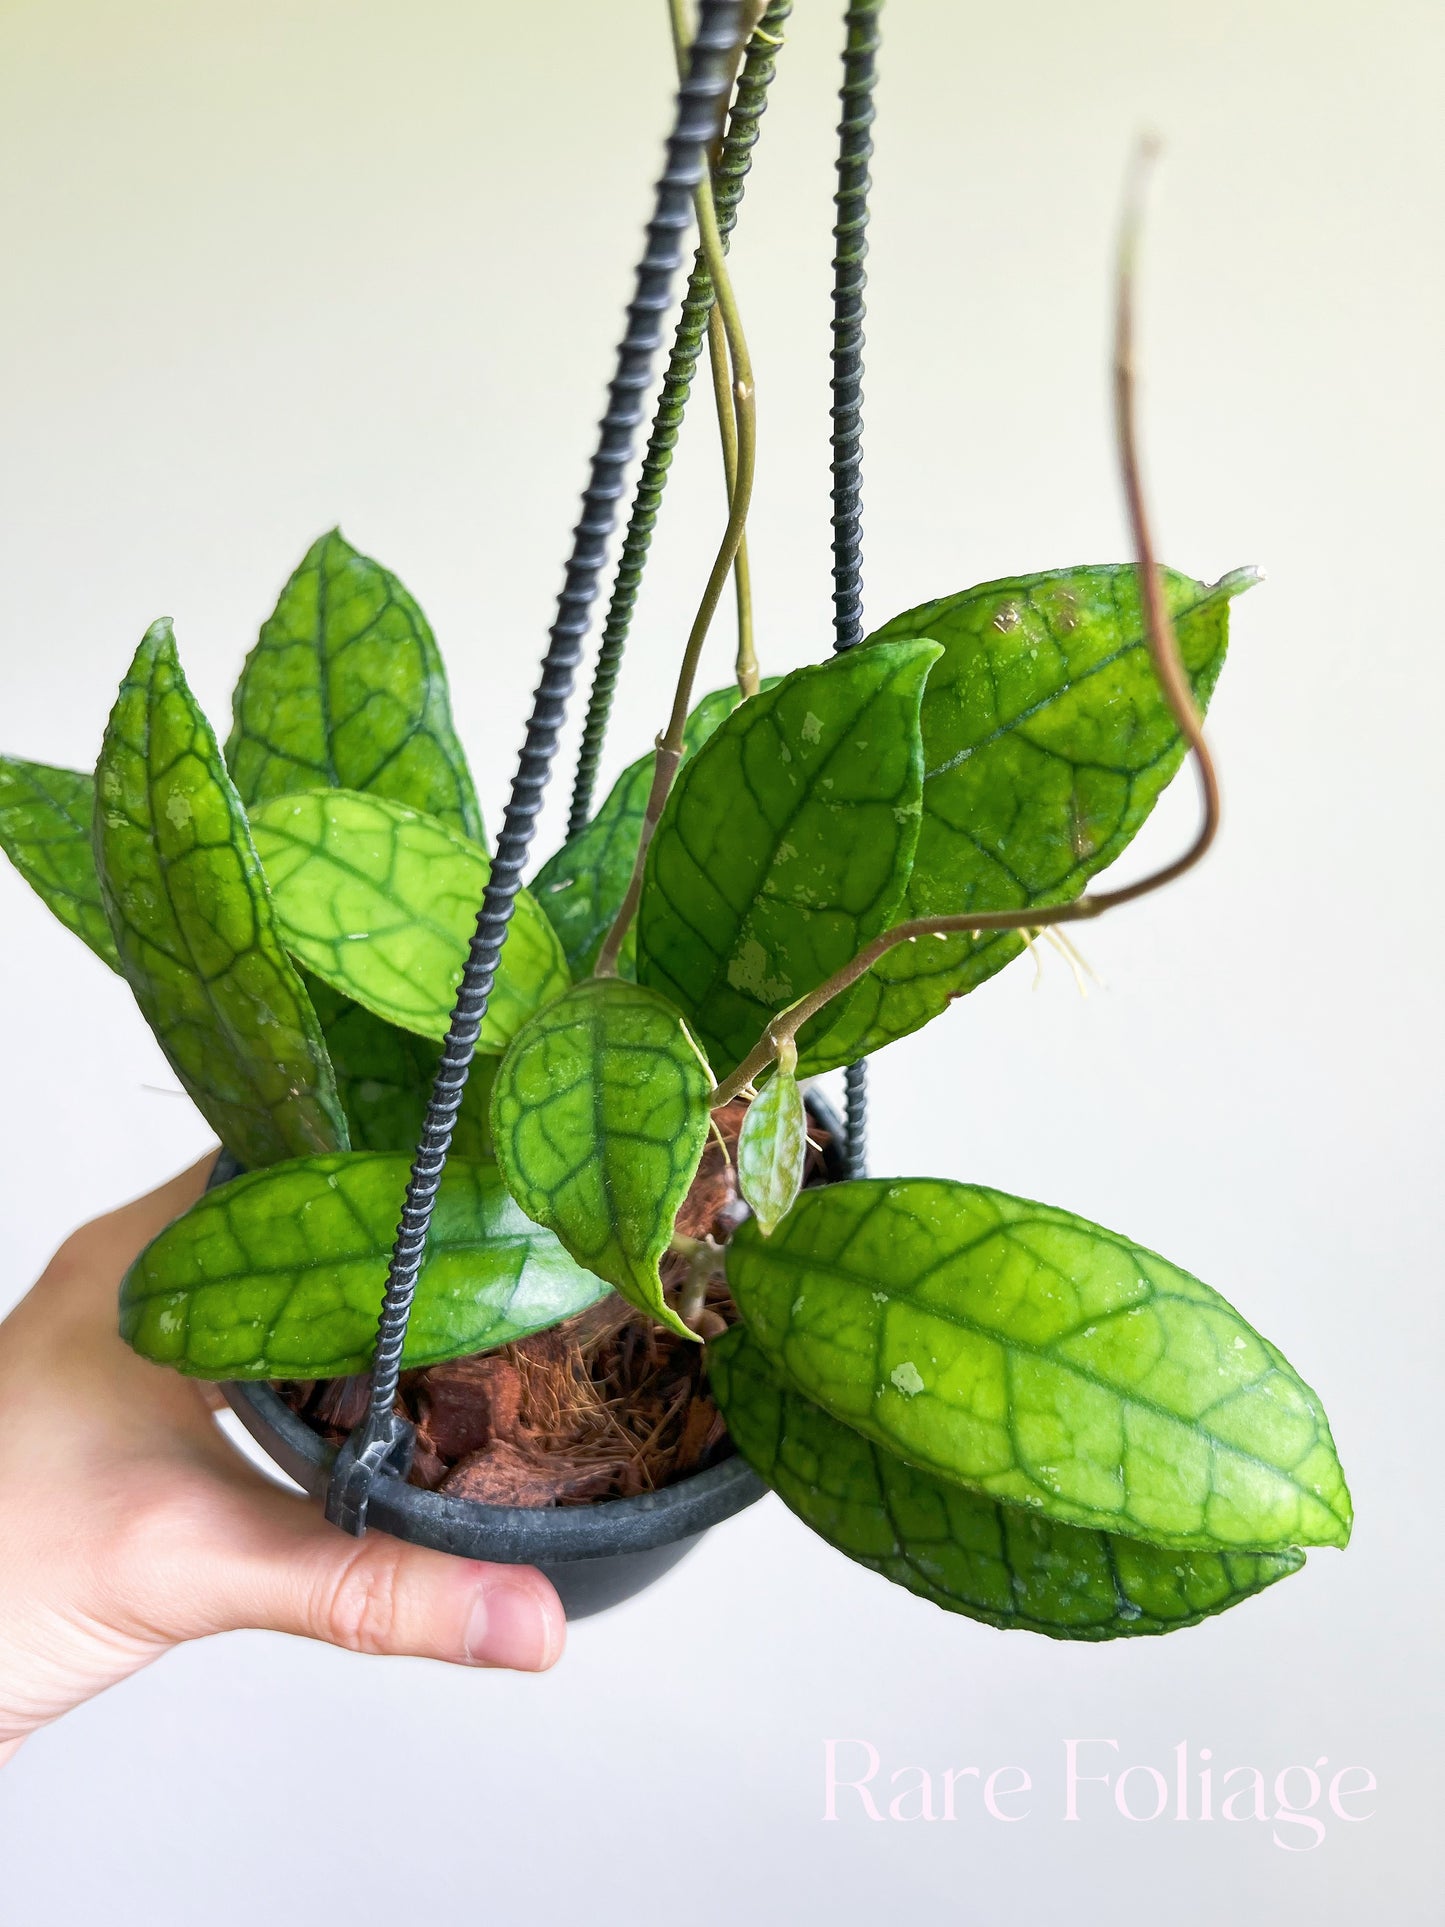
[593,144,756,978]
[709,141,1225,1109]
[565,0,791,838]
[680,0,762,701]
[706,301,759,696]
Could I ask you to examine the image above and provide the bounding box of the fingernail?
[465,1583,556,1670]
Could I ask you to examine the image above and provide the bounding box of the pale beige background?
[0,1,1440,1921]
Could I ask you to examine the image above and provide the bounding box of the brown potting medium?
[274,1099,833,1508]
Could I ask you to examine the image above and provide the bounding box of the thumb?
[169,1482,567,1672]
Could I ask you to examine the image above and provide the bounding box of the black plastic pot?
[222,1378,765,1618]
[218,1090,843,1618]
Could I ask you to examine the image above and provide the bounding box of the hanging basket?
[220,1089,844,1618]
[0,0,1354,1651]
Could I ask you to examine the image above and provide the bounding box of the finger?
[150,1484,567,1673]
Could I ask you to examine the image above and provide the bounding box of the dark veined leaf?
[807,567,1252,1069]
[120,1152,606,1378]
[0,756,119,969]
[226,529,483,841]
[727,1179,1351,1553]
[533,681,776,978]
[710,1328,1305,1639]
[249,788,569,1049]
[637,640,941,1078]
[735,1056,806,1235]
[94,621,348,1168]
[303,973,494,1160]
[490,978,713,1340]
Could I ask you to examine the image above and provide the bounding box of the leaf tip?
[1214,565,1263,601]
[139,614,177,658]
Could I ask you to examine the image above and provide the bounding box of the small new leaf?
[808,566,1250,1068]
[249,789,569,1048]
[727,1179,1351,1553]
[637,640,941,1078]
[710,1328,1305,1639]
[120,1153,606,1377]
[735,1054,806,1235]
[94,621,348,1168]
[490,979,714,1340]
[226,529,483,840]
[534,681,773,979]
[0,757,120,970]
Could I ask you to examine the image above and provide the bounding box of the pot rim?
[223,1375,766,1562]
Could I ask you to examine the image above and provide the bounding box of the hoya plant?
[0,0,1349,1642]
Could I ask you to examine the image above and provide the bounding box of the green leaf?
[0,756,120,970]
[637,641,941,1078]
[726,1178,1351,1553]
[303,973,494,1160]
[226,529,483,841]
[248,788,569,1049]
[710,1328,1305,1639]
[533,681,774,978]
[735,1060,806,1235]
[807,567,1250,1069]
[120,1152,606,1377]
[94,621,349,1168]
[490,978,714,1340]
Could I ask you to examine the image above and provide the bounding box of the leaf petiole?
[669,1230,726,1328]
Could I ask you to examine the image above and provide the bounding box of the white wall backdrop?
[0,2,1440,1921]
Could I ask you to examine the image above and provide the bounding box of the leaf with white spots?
[806,566,1250,1069]
[726,1178,1351,1553]
[710,1327,1307,1638]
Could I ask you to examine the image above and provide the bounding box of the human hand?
[0,1155,566,1765]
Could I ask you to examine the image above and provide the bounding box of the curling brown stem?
[709,138,1222,1108]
